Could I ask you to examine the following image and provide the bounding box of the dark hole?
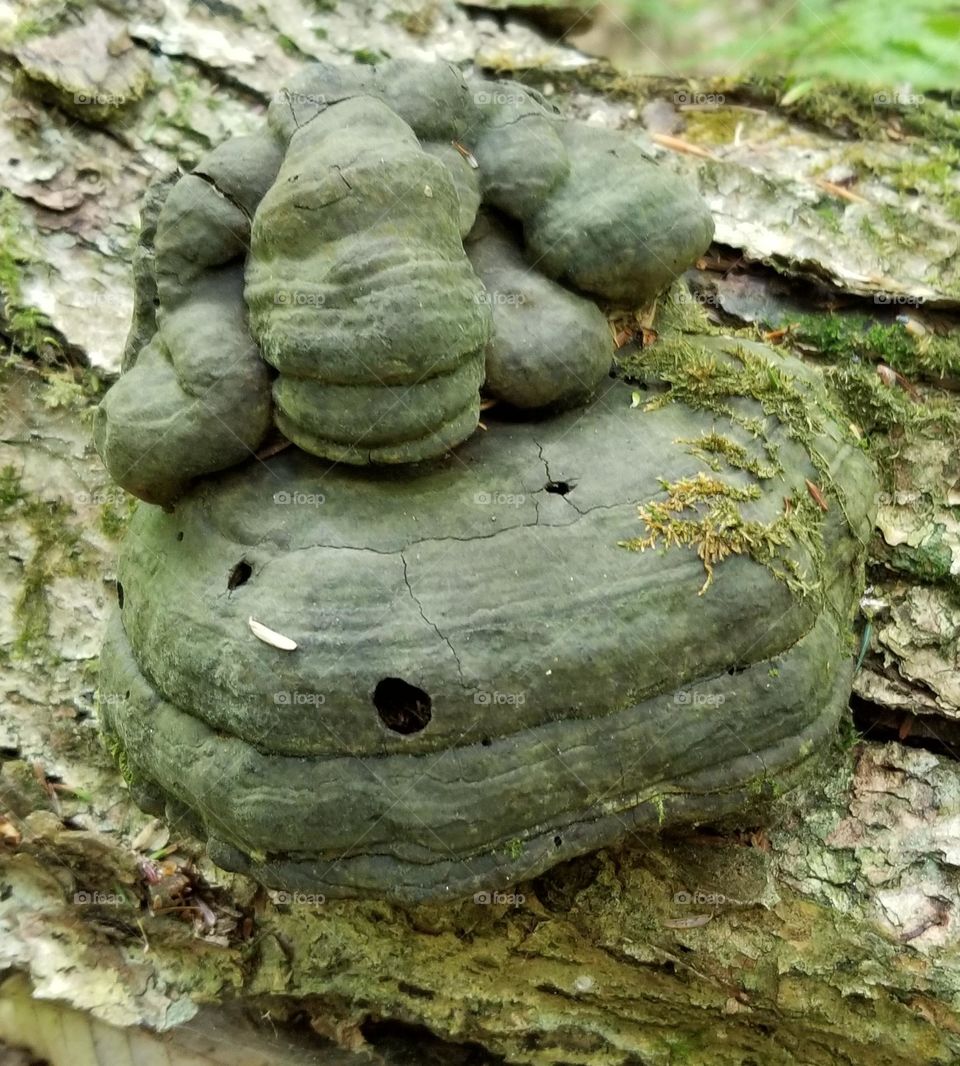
[176,531,184,541]
[152,294,161,308]
[553,834,563,847]
[227,559,252,590]
[481,736,492,747]
[361,1020,501,1063]
[374,677,432,735]
[124,690,130,699]
[662,960,676,974]
[726,663,747,676]
[545,480,572,496]
[397,980,436,1000]
[116,581,124,608]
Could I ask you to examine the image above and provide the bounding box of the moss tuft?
[98,491,137,540]
[677,429,780,480]
[102,728,133,786]
[620,471,823,596]
[792,312,960,382]
[0,192,62,360]
[6,487,90,657]
[0,465,25,510]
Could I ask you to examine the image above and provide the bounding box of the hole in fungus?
[553,835,563,848]
[176,531,184,541]
[116,581,124,608]
[374,678,432,735]
[124,690,130,699]
[545,480,572,496]
[481,737,492,747]
[227,559,253,591]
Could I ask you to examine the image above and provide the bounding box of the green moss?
[99,491,136,540]
[833,139,960,229]
[625,336,819,439]
[836,711,863,753]
[0,465,25,510]
[41,367,103,411]
[102,729,133,786]
[0,193,61,360]
[616,332,859,601]
[821,363,917,438]
[676,430,779,480]
[680,107,741,146]
[812,198,844,234]
[818,360,960,498]
[8,491,90,657]
[655,281,719,335]
[792,311,960,381]
[730,77,960,147]
[4,1,86,44]
[352,48,387,65]
[494,66,960,151]
[620,470,823,596]
[619,333,828,488]
[276,33,310,57]
[874,145,960,224]
[506,837,524,860]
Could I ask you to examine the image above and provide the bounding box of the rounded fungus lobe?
[466,215,612,410]
[94,59,715,504]
[245,96,491,465]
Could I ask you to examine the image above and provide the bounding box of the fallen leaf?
[805,479,829,512]
[452,140,479,168]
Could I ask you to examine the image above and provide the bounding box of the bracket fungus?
[95,61,877,902]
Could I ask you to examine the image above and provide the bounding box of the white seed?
[248,616,298,651]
